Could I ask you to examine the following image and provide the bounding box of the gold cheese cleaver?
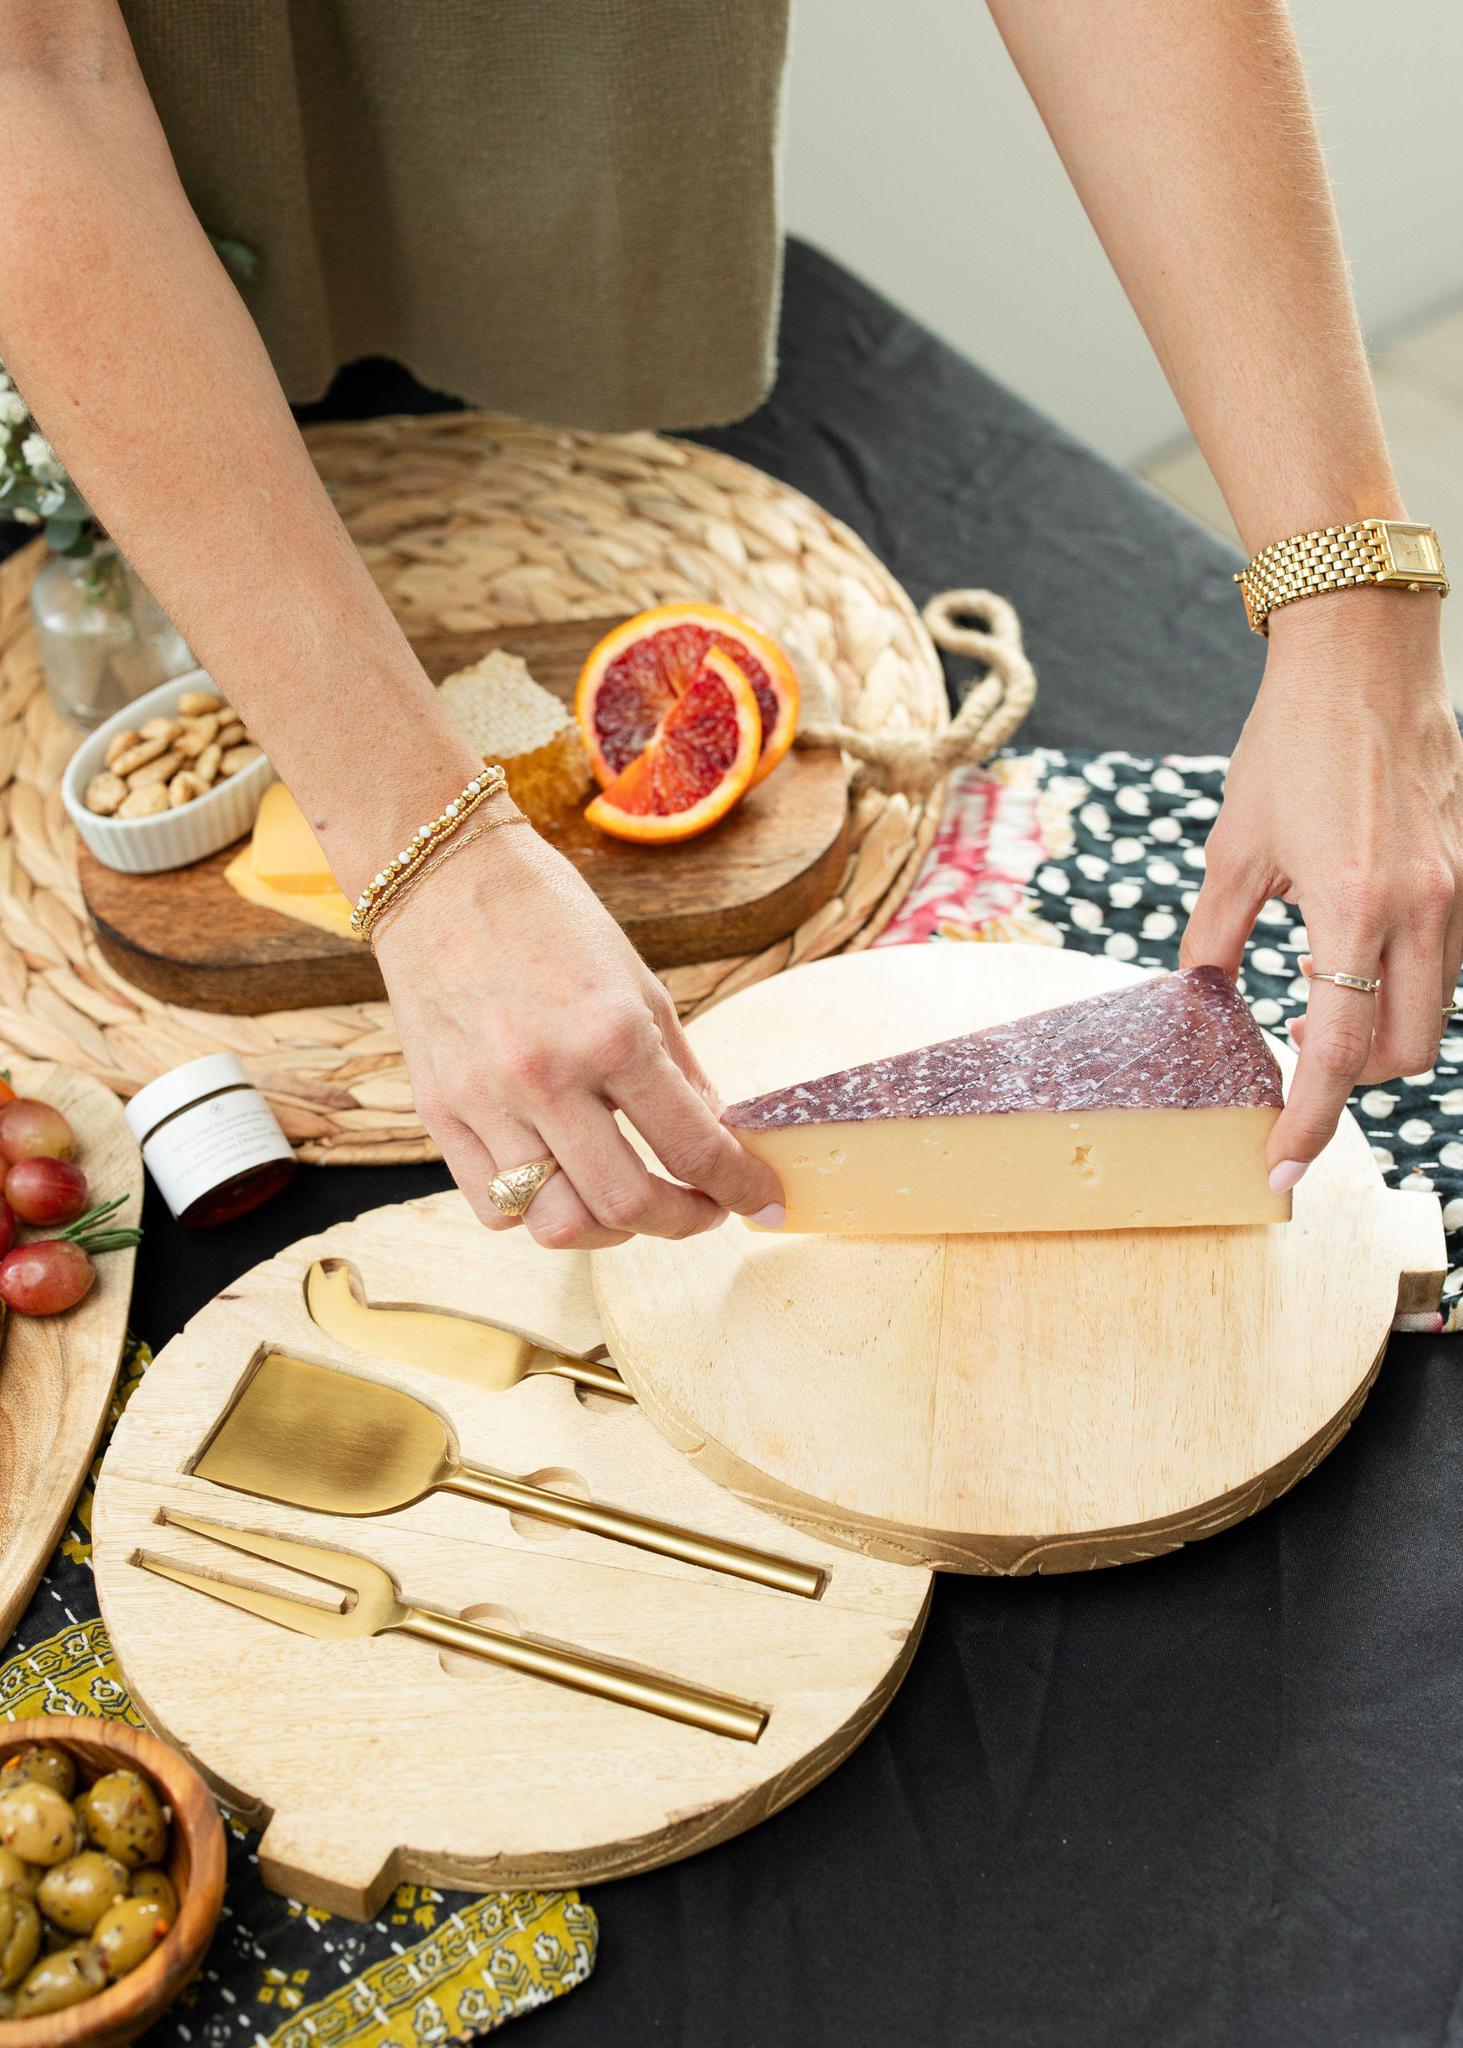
[194,1351,826,1600]
[305,1260,632,1401]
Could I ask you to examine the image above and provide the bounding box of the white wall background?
[781,0,1463,468]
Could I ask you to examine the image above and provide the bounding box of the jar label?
[142,1089,294,1218]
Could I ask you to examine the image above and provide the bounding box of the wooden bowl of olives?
[0,1718,226,2046]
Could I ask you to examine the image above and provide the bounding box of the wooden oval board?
[90,1193,930,1919]
[592,946,1446,1574]
[0,1059,142,1647]
[78,618,851,1013]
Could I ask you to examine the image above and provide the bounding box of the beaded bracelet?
[349,765,509,940]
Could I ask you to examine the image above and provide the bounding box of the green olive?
[72,1786,95,1841]
[0,1848,39,1900]
[0,1893,40,1990]
[0,1988,12,2019]
[80,1769,168,1869]
[1,1744,76,1801]
[94,1894,168,1977]
[0,1781,82,1866]
[37,1849,130,1935]
[12,1941,107,2016]
[129,1866,179,1918]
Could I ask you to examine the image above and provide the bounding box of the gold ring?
[1306,970,1382,995]
[486,1156,560,1217]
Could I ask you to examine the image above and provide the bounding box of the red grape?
[0,1199,12,1259]
[5,1157,88,1227]
[0,1098,77,1165]
[0,1238,95,1315]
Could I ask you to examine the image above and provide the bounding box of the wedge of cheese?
[249,781,339,894]
[724,966,1289,1235]
[224,839,358,939]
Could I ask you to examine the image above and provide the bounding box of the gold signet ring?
[487,1157,560,1217]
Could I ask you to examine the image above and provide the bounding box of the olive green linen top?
[119,0,789,431]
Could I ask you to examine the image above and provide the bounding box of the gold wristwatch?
[1234,518,1449,635]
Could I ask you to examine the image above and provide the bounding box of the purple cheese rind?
[724,966,1283,1130]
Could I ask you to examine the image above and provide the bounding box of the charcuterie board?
[90,1193,930,1918]
[78,618,851,1013]
[0,1059,142,1647]
[593,945,1446,1573]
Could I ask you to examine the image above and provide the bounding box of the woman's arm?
[0,2,781,1244]
[987,0,1463,1187]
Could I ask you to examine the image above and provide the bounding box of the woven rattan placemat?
[0,414,949,1164]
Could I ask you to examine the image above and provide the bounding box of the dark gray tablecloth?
[20,241,1461,2048]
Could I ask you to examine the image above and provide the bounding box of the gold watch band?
[1234,518,1449,635]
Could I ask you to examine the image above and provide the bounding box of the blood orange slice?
[576,603,798,790]
[583,647,762,843]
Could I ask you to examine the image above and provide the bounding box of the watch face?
[1384,523,1443,577]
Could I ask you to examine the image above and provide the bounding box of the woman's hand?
[1181,589,1463,1190]
[373,819,786,1249]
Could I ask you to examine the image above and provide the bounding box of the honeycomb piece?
[438,651,592,828]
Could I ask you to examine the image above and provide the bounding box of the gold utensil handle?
[538,1354,635,1402]
[448,1466,825,1600]
[403,1606,766,1742]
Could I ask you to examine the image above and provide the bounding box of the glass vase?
[29,542,193,730]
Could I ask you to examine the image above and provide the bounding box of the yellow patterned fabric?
[1,1339,597,2044]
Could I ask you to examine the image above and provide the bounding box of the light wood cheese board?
[90,1193,930,1919]
[78,618,851,1012]
[593,946,1445,1574]
[0,1059,142,1649]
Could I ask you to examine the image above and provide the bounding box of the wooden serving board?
[79,618,851,1013]
[0,1060,142,1648]
[592,946,1446,1574]
[90,1193,930,1919]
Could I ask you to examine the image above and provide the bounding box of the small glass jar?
[31,541,193,730]
[124,1053,295,1228]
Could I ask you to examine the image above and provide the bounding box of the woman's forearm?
[0,6,478,897]
[985,0,1404,554]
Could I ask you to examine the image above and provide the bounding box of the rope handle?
[798,587,1037,796]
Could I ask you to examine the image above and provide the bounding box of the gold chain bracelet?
[349,765,509,941]
[1234,518,1449,635]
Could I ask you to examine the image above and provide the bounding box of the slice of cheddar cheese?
[724,966,1289,1235]
[249,781,340,894]
[224,842,358,940]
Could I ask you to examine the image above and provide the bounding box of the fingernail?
[746,1202,787,1232]
[1269,1159,1308,1193]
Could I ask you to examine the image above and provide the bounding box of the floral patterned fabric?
[1,1339,597,2045]
[879,749,1463,1330]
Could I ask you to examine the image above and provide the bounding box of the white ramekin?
[61,670,275,875]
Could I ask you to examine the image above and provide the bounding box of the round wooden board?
[90,1194,931,1920]
[592,946,1446,1574]
[77,617,852,1014]
[0,1058,142,1648]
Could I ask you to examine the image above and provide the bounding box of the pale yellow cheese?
[249,781,340,894]
[736,1105,1288,1235]
[224,842,359,940]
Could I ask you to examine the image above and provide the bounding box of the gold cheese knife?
[193,1351,826,1601]
[305,1259,632,1402]
[139,1511,766,1742]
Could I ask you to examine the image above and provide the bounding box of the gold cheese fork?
[138,1511,767,1743]
[305,1260,632,1402]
